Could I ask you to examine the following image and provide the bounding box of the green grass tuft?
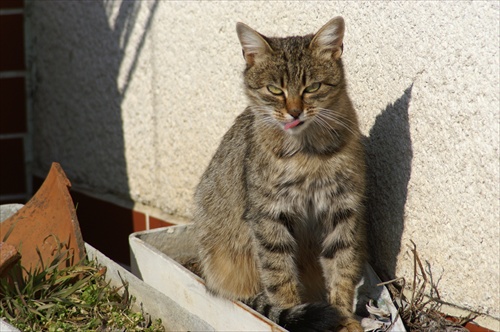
[0,238,164,332]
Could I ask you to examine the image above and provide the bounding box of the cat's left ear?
[236,22,273,66]
[310,16,345,60]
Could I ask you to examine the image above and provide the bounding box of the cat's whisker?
[313,108,357,137]
[315,107,357,126]
[319,115,355,134]
[254,116,280,131]
[316,112,357,129]
[248,106,288,131]
[313,115,341,140]
[315,111,358,132]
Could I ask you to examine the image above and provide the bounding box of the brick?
[149,216,174,229]
[0,196,25,204]
[0,138,25,195]
[0,0,24,9]
[0,77,26,134]
[0,14,25,71]
[132,210,146,232]
[70,191,140,265]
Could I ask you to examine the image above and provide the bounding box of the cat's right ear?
[310,16,345,60]
[236,23,273,66]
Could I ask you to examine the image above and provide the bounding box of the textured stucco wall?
[27,1,499,323]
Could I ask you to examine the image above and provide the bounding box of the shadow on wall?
[364,84,413,281]
[31,0,158,264]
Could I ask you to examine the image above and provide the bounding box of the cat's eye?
[267,85,284,96]
[304,82,321,93]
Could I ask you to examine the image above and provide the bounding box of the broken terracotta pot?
[0,162,86,273]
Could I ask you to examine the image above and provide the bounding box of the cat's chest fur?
[273,156,338,212]
[247,125,357,223]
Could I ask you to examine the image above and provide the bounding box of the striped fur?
[193,17,366,332]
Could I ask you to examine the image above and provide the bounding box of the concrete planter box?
[130,225,406,331]
[130,225,284,331]
[86,242,213,331]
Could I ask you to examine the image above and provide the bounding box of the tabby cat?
[193,17,366,332]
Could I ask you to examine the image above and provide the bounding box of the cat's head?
[237,17,355,137]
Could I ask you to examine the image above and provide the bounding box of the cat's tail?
[245,293,342,332]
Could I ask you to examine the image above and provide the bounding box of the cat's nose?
[289,109,302,119]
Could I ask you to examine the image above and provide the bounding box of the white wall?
[27,1,499,324]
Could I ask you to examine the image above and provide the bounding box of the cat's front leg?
[247,211,302,308]
[320,211,365,332]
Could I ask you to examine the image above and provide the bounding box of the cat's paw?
[336,318,364,332]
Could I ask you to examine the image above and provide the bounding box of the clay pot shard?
[0,162,86,273]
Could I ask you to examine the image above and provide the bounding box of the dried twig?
[382,241,475,332]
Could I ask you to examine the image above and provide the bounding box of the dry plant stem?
[425,261,441,300]
[376,277,405,287]
[375,277,406,332]
[404,241,476,331]
[386,306,402,332]
[409,239,428,324]
[409,241,417,324]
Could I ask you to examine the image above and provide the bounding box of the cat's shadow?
[363,84,413,281]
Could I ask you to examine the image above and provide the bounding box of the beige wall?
[27,1,499,325]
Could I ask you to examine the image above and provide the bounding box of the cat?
[193,17,366,332]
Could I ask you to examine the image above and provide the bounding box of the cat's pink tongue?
[284,119,301,130]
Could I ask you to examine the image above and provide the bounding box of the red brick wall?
[0,0,29,204]
[69,190,174,265]
[32,175,175,266]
